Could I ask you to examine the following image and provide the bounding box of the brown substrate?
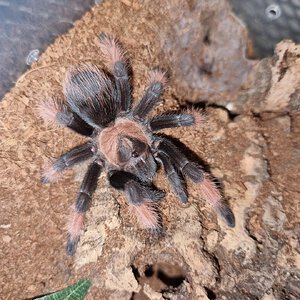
[0,1,299,299]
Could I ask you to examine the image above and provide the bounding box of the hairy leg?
[155,152,188,203]
[153,136,235,227]
[67,160,103,256]
[133,69,166,119]
[153,137,203,183]
[64,64,117,128]
[197,174,235,227]
[39,97,94,136]
[149,109,206,131]
[109,170,164,232]
[42,142,94,183]
[99,32,131,112]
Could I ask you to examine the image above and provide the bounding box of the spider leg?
[99,33,131,112]
[66,160,103,256]
[153,137,235,227]
[153,137,203,183]
[64,64,118,128]
[149,109,206,131]
[109,170,164,232]
[133,69,166,119]
[42,142,94,183]
[155,152,188,203]
[39,97,94,136]
[197,174,235,228]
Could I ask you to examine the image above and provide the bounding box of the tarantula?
[40,33,235,256]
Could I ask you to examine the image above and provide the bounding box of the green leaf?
[35,279,91,300]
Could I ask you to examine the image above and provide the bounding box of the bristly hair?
[132,68,167,119]
[67,210,85,239]
[63,64,118,128]
[66,209,85,256]
[198,173,235,227]
[198,173,222,206]
[41,161,61,183]
[185,108,207,127]
[129,200,161,230]
[39,97,66,124]
[149,69,168,86]
[99,32,126,69]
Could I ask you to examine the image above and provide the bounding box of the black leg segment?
[113,61,132,112]
[154,137,204,183]
[57,109,94,136]
[109,170,164,205]
[150,113,195,131]
[156,152,188,203]
[39,97,94,136]
[42,142,94,183]
[98,32,132,112]
[75,161,103,213]
[215,204,236,228]
[109,170,164,231]
[133,71,165,119]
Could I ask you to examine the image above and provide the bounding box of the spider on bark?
[40,33,235,256]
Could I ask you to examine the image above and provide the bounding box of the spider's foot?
[99,32,125,67]
[41,164,60,183]
[178,192,188,204]
[197,173,235,228]
[149,225,164,236]
[66,211,84,256]
[186,108,207,127]
[66,237,79,256]
[149,69,167,87]
[215,204,235,228]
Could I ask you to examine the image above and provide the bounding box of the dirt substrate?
[0,1,299,299]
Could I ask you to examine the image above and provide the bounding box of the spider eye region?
[117,135,146,162]
[117,137,137,162]
[131,150,140,158]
